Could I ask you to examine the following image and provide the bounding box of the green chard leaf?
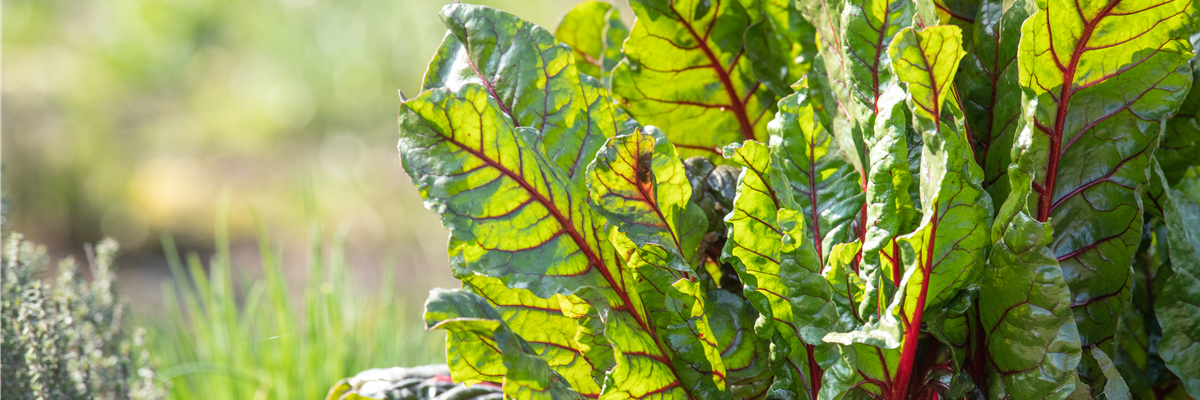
[424,3,637,183]
[400,79,715,399]
[840,0,921,272]
[1013,0,1195,389]
[744,0,817,97]
[1153,163,1200,398]
[424,288,583,400]
[886,23,989,397]
[610,233,731,400]
[554,1,629,83]
[721,140,843,400]
[955,0,1028,204]
[704,288,774,399]
[822,24,991,400]
[928,0,981,28]
[1113,221,1182,399]
[840,0,914,129]
[611,0,778,159]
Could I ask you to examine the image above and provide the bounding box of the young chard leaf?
[769,79,864,265]
[721,140,843,400]
[612,0,778,159]
[1015,0,1194,389]
[424,288,583,400]
[884,24,990,398]
[587,128,709,268]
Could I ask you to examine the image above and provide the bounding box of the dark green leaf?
[1153,164,1200,398]
[1014,0,1194,389]
[955,0,1028,204]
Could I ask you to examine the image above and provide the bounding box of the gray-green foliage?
[1,234,165,400]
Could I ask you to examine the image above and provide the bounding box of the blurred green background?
[3,0,631,305]
[3,0,632,396]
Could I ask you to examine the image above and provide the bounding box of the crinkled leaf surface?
[979,211,1082,400]
[401,83,703,400]
[424,3,636,183]
[424,288,583,400]
[1014,0,1194,387]
[769,80,864,264]
[611,233,730,400]
[820,25,991,400]
[611,0,778,159]
[840,0,914,127]
[888,25,987,318]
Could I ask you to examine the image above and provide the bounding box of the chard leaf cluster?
[371,0,1200,398]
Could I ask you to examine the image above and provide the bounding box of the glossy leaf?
[825,24,991,399]
[979,211,1082,399]
[1015,0,1194,388]
[424,288,583,400]
[888,24,987,316]
[554,1,629,83]
[840,0,914,128]
[611,0,778,159]
[611,233,731,399]
[1153,164,1200,398]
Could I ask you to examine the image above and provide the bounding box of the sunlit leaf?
[554,1,629,83]
[611,0,778,159]
[424,288,583,400]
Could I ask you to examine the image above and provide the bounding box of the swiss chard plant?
[363,0,1200,398]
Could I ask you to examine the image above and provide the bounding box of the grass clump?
[147,218,444,400]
